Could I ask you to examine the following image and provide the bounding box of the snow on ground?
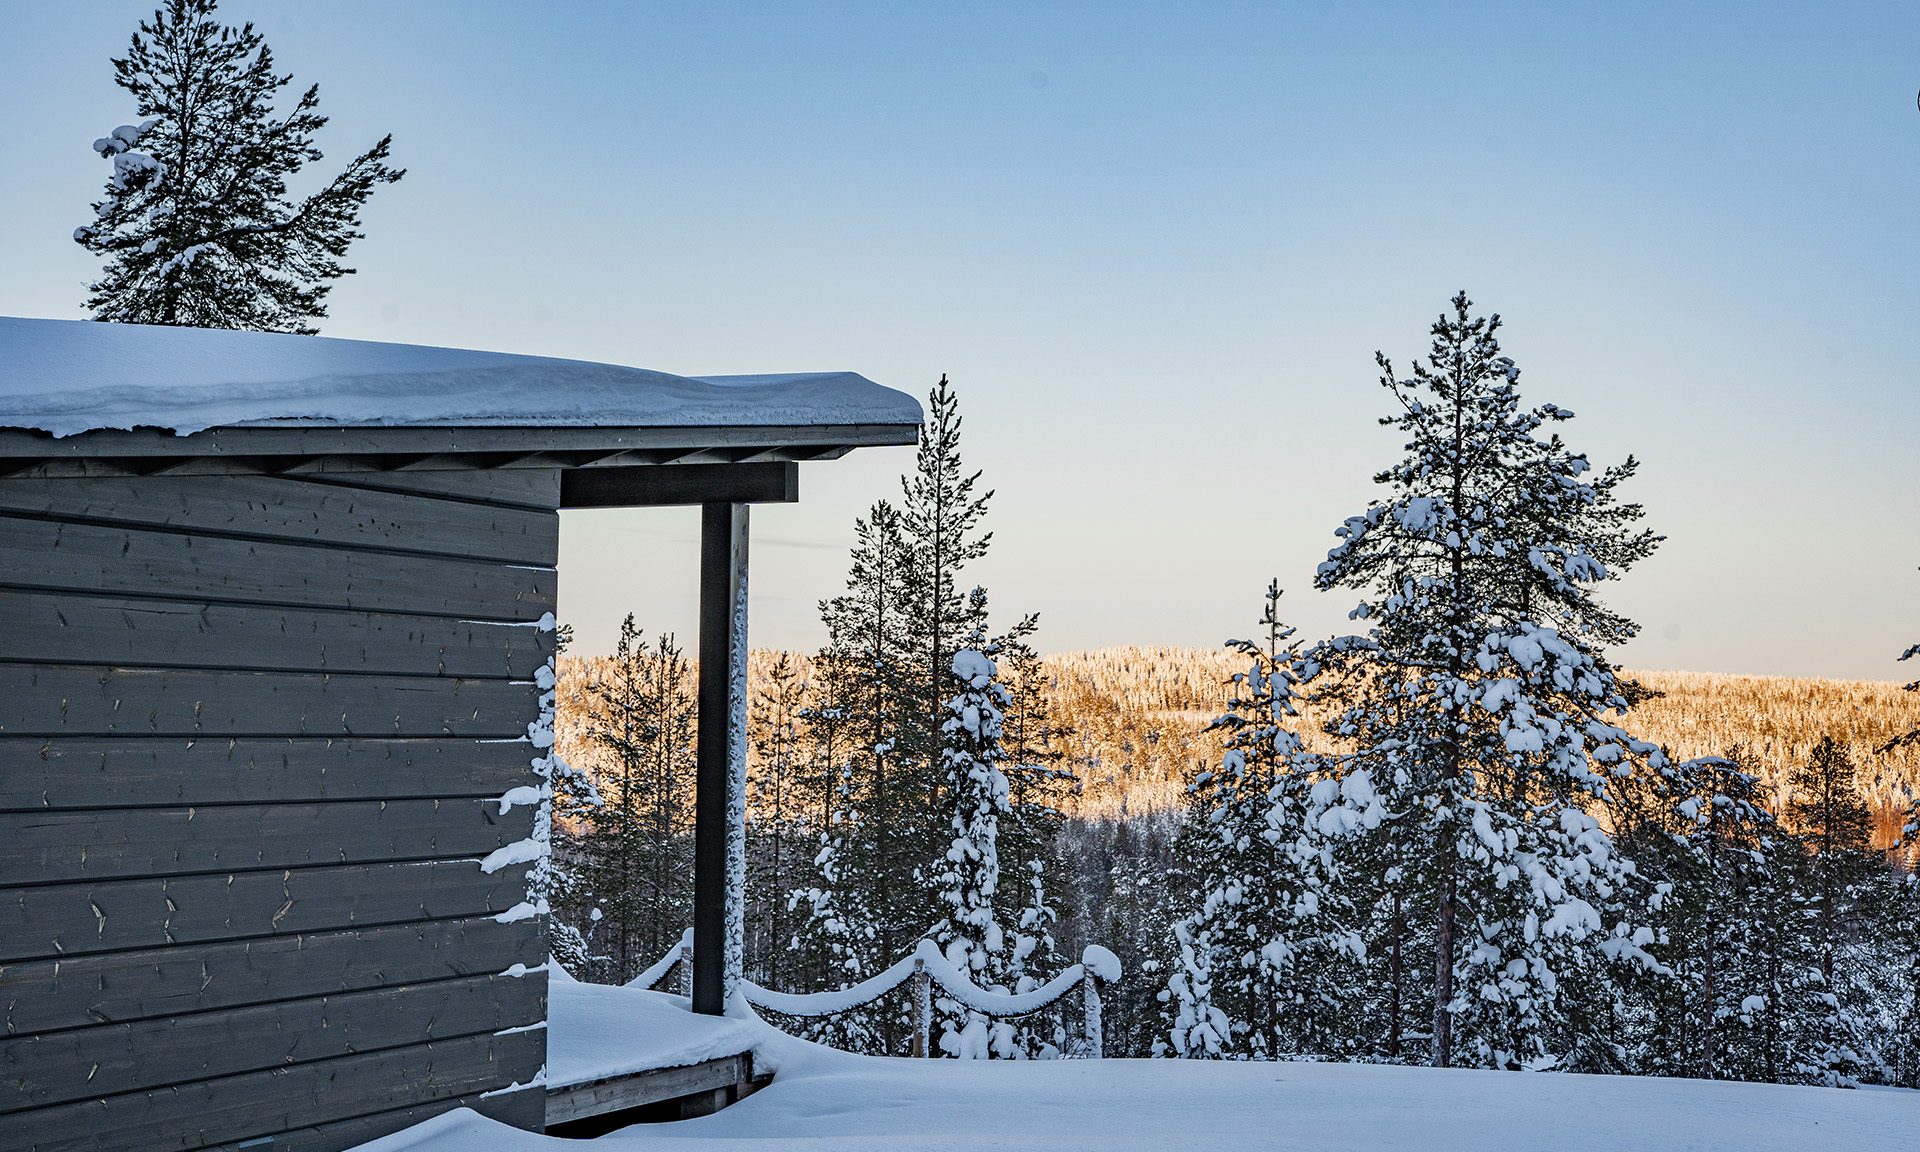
[355,986,1912,1152]
[0,316,921,437]
[547,968,760,1088]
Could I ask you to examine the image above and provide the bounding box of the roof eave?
[0,422,921,478]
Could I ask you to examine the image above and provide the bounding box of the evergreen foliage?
[931,644,1017,1058]
[75,0,402,332]
[570,617,696,982]
[537,343,1920,1085]
[1161,583,1379,1060]
[537,628,606,978]
[1305,292,1667,1070]
[780,376,1072,1055]
[745,652,810,991]
[1785,737,1886,1084]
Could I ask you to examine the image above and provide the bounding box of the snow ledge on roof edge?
[0,316,923,438]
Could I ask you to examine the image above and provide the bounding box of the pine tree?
[1306,292,1666,1069]
[788,504,922,1048]
[1786,736,1885,1084]
[1162,583,1379,1060]
[930,642,1017,1058]
[74,0,402,332]
[1726,828,1824,1083]
[901,376,995,778]
[984,612,1075,1006]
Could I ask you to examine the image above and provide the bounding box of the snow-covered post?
[725,528,750,1008]
[679,936,694,1000]
[1081,945,1119,1059]
[693,502,748,1016]
[1081,974,1103,1060]
[911,957,933,1058]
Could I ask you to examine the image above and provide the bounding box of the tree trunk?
[1431,860,1456,1067]
[1389,889,1404,1059]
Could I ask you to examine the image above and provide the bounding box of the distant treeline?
[564,647,1920,842]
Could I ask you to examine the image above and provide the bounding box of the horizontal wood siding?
[5,1027,548,1152]
[0,474,558,565]
[0,798,534,887]
[2,916,544,1036]
[1,738,538,812]
[0,517,554,620]
[0,468,560,1150]
[0,590,550,678]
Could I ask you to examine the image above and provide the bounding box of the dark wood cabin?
[0,317,919,1152]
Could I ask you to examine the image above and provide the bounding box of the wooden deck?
[544,1052,766,1136]
[541,978,769,1136]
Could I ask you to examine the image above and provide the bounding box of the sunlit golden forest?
[558,646,1920,849]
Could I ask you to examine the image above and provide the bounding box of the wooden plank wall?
[0,467,562,1152]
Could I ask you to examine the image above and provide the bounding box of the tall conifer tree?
[902,376,995,775]
[75,0,402,332]
[1307,293,1666,1069]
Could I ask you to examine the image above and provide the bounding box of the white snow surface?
[546,974,760,1089]
[354,984,1912,1152]
[0,317,921,437]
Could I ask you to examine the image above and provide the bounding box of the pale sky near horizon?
[2,1,1916,679]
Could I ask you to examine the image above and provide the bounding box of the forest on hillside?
[561,648,1920,833]
[543,298,1920,1087]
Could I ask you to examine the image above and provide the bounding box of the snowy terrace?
[364,980,1911,1152]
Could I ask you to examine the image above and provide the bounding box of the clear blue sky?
[3,1,1916,678]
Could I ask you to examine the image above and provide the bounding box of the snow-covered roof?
[0,316,922,439]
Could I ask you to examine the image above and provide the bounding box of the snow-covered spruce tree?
[930,643,1017,1058]
[75,0,402,332]
[1306,292,1666,1070]
[1785,736,1886,1085]
[1161,891,1231,1058]
[1161,582,1379,1060]
[995,624,1076,1000]
[897,377,1073,1017]
[901,375,995,776]
[787,503,923,1050]
[784,757,885,1053]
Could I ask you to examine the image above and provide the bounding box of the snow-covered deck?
[362,982,1912,1152]
[543,972,764,1127]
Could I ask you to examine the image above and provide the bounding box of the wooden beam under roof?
[560,462,797,508]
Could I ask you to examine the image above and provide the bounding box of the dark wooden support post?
[694,502,748,1016]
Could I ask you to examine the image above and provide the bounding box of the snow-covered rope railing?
[632,928,695,999]
[627,935,1122,1058]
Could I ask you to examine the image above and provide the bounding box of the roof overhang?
[0,422,918,480]
[0,317,922,487]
